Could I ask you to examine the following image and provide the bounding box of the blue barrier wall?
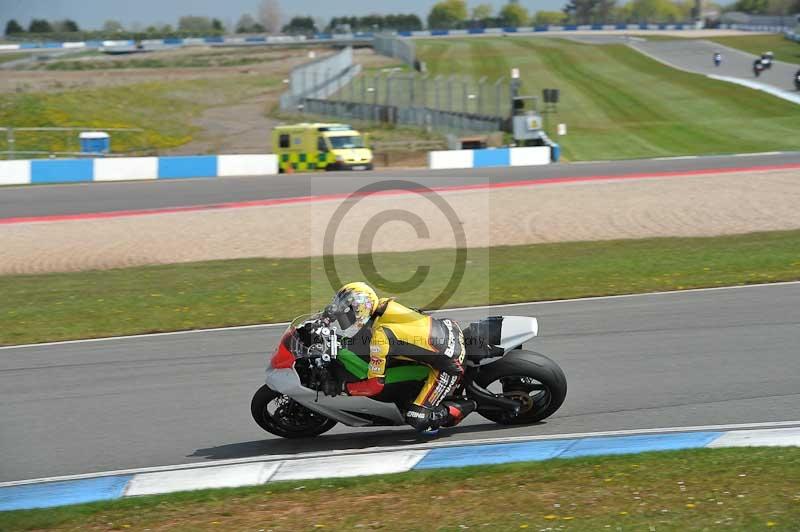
[7,154,279,186]
[30,159,94,184]
[158,156,217,179]
[473,148,510,168]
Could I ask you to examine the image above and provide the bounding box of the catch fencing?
[300,98,505,133]
[279,47,362,111]
[285,50,512,134]
[336,72,511,116]
[373,34,417,68]
[279,35,516,134]
[304,71,512,133]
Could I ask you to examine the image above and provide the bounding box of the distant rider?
[323,282,476,434]
[713,52,722,67]
[753,58,764,77]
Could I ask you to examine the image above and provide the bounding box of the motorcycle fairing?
[266,366,406,426]
[463,316,539,364]
[338,348,431,383]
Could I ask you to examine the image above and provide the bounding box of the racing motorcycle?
[251,313,567,438]
[753,59,765,78]
[794,70,800,91]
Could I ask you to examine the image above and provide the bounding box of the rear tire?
[474,350,567,425]
[251,384,338,438]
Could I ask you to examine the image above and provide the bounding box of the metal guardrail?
[3,151,133,158]
[1,126,145,159]
[372,140,446,151]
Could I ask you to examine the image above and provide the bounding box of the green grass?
[413,37,800,161]
[40,49,298,71]
[0,76,280,155]
[2,230,799,346]
[709,33,800,65]
[2,447,799,531]
[0,52,30,65]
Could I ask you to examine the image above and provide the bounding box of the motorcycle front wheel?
[251,384,338,438]
[474,350,567,425]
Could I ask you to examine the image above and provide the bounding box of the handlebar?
[292,320,341,365]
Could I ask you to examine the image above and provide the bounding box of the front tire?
[251,384,338,438]
[474,350,567,425]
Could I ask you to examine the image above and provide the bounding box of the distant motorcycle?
[753,59,765,78]
[760,52,774,70]
[795,70,800,91]
[713,53,722,67]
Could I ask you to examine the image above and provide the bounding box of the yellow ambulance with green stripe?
[272,123,373,172]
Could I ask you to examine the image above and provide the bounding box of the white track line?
[3,419,800,488]
[2,280,798,351]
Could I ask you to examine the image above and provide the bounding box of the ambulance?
[272,123,373,172]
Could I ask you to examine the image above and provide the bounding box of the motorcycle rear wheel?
[474,350,567,425]
[251,384,338,438]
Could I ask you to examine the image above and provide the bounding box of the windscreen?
[290,312,323,329]
[328,135,364,149]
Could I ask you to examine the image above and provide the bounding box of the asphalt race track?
[630,39,799,93]
[2,152,800,220]
[1,282,799,482]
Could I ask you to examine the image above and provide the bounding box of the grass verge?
[2,230,799,346]
[2,447,799,530]
[414,37,800,161]
[709,34,800,65]
[0,76,280,155]
[0,52,30,65]
[39,49,302,71]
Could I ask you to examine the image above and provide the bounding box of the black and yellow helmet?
[325,282,379,337]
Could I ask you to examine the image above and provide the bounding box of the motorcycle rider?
[713,52,722,67]
[795,68,800,91]
[323,282,477,433]
[753,58,764,77]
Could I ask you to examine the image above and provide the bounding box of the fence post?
[386,72,393,106]
[478,76,487,116]
[462,77,468,115]
[447,76,454,112]
[361,75,367,106]
[494,77,505,118]
[434,75,442,111]
[6,128,14,160]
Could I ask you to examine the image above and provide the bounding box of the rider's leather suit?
[345,299,466,431]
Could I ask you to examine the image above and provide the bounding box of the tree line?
[426,0,699,28]
[4,16,227,41]
[5,0,798,39]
